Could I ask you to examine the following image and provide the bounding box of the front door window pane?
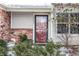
[35,15,48,43]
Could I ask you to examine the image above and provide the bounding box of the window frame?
[56,12,79,34]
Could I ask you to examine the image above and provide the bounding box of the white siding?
[11,12,33,29]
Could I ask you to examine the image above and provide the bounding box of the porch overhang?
[6,8,51,12]
[5,5,51,12]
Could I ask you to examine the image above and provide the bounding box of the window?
[56,13,79,34]
[57,24,68,33]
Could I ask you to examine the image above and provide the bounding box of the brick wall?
[10,29,33,42]
[0,8,33,42]
[0,9,10,41]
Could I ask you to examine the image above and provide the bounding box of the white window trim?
[56,12,79,35]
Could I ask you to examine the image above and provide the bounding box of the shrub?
[14,34,61,56]
[45,41,60,56]
[14,34,33,56]
[0,39,7,56]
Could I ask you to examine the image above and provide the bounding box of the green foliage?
[0,39,6,47]
[14,34,61,56]
[0,39,7,56]
[45,41,60,56]
[0,46,7,56]
[46,41,55,55]
[14,34,33,56]
[14,43,28,56]
[19,34,32,48]
[31,45,48,56]
[19,34,28,42]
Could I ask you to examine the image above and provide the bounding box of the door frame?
[35,15,48,44]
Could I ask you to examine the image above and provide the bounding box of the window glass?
[70,13,79,23]
[57,13,79,34]
[57,24,68,33]
[70,24,79,34]
[57,13,68,22]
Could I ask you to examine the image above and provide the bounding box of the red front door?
[35,15,48,43]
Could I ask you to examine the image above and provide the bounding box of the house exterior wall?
[10,12,34,42]
[10,12,50,43]
[0,4,51,43]
[1,4,79,45]
[51,3,79,45]
[0,8,10,41]
[0,7,34,42]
